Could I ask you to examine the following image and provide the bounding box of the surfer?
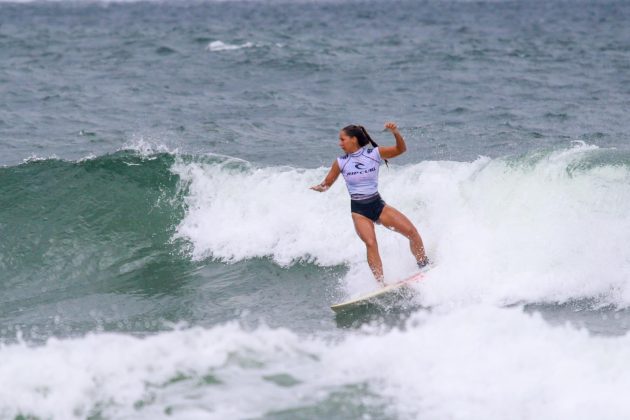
[311,122,429,286]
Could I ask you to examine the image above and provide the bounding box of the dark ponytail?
[342,124,388,166]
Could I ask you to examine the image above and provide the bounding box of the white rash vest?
[337,147,383,200]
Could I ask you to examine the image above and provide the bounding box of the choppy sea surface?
[1,0,630,418]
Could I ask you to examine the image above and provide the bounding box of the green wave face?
[0,151,189,319]
[0,150,349,343]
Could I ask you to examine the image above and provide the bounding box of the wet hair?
[342,124,388,166]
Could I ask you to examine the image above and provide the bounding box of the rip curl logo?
[354,162,365,170]
[346,166,377,176]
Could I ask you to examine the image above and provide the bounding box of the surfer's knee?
[363,237,378,249]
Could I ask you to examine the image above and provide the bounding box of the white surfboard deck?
[331,272,425,313]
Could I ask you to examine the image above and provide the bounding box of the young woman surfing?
[311,122,430,286]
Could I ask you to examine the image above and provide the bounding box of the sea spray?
[1,306,628,419]
[173,144,630,307]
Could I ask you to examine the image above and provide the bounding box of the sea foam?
[1,306,629,419]
[172,143,630,307]
[206,40,254,52]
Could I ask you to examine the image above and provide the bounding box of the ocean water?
[1,0,630,418]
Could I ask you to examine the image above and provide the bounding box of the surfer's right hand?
[310,183,329,192]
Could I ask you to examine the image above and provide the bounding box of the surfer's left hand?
[384,122,399,133]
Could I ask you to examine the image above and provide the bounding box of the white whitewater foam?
[1,306,630,419]
[172,158,356,267]
[21,153,60,163]
[172,143,630,307]
[206,40,254,52]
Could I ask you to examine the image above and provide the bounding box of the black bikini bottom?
[350,194,386,222]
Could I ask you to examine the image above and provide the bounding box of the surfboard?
[330,272,425,313]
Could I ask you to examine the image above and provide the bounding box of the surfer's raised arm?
[378,122,407,159]
[310,160,341,192]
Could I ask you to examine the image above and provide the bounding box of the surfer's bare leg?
[378,205,428,265]
[351,213,385,285]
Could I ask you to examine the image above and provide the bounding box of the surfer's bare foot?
[417,257,431,270]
